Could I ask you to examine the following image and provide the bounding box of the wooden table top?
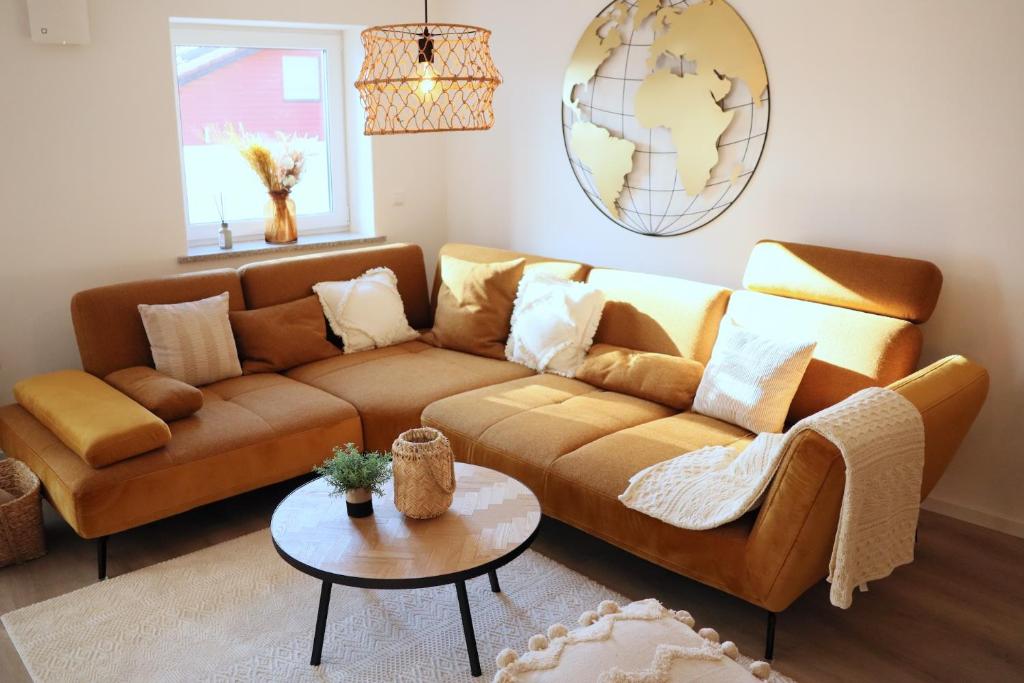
[271,463,542,587]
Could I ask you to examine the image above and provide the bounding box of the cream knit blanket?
[619,387,925,608]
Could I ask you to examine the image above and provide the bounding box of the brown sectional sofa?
[0,241,988,640]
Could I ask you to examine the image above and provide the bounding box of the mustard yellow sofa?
[0,240,987,658]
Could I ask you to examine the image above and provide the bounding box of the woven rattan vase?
[0,459,45,567]
[391,428,455,519]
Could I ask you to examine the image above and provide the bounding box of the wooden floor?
[1,478,1021,682]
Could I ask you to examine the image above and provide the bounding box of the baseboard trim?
[922,497,1024,539]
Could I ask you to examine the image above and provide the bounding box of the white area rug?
[2,529,790,682]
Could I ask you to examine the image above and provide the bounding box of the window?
[171,26,349,244]
[282,55,322,101]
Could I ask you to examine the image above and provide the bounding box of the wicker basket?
[391,428,456,519]
[0,458,45,567]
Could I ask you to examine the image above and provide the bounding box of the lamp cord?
[424,0,429,24]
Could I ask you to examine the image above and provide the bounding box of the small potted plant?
[315,443,393,518]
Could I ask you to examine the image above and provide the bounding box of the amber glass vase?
[265,191,297,244]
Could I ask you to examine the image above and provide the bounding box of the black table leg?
[455,580,482,677]
[488,569,501,593]
[310,580,332,666]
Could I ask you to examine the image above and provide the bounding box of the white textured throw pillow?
[313,267,418,354]
[138,292,242,387]
[693,320,817,433]
[505,272,606,377]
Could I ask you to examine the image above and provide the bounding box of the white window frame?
[170,25,350,246]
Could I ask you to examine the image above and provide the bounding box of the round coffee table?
[271,462,542,677]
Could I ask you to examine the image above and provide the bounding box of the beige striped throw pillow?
[138,292,242,387]
[693,320,817,433]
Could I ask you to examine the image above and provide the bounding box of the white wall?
[440,0,1024,535]
[0,0,449,403]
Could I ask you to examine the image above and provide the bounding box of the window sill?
[178,231,386,265]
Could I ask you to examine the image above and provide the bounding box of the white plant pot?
[345,488,372,504]
[345,487,373,518]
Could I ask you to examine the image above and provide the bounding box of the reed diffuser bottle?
[215,194,233,250]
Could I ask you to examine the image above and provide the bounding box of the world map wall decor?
[562,0,769,236]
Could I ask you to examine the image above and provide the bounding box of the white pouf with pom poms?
[491,598,791,683]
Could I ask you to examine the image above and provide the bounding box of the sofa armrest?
[14,370,171,468]
[888,356,989,497]
[743,355,989,612]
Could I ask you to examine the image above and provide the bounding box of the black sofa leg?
[97,536,108,581]
[765,611,776,661]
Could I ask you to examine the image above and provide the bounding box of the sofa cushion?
[14,370,171,468]
[693,321,817,433]
[104,366,204,422]
[727,290,923,421]
[421,375,676,496]
[586,268,731,364]
[546,413,754,504]
[505,272,606,377]
[138,292,242,386]
[430,243,590,306]
[287,341,534,452]
[229,296,340,374]
[543,413,755,596]
[743,240,943,323]
[576,344,704,411]
[312,268,419,354]
[238,243,432,329]
[424,255,526,359]
[169,374,358,462]
[0,374,360,538]
[71,269,245,378]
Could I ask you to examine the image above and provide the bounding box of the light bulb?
[414,61,441,102]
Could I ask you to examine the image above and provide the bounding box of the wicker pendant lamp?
[355,0,502,135]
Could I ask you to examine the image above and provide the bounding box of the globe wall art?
[562,0,769,237]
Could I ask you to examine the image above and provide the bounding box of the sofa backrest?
[728,291,922,421]
[742,240,943,323]
[71,269,245,378]
[431,243,590,310]
[586,269,732,365]
[731,240,942,421]
[238,243,432,328]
